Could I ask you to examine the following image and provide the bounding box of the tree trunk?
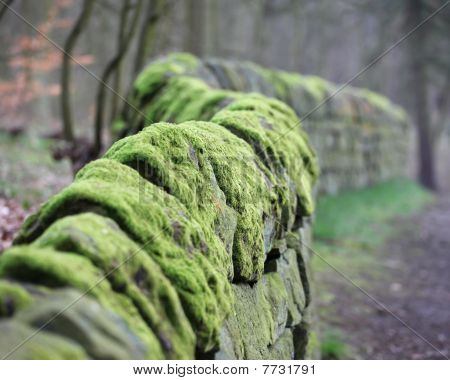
[185,0,204,56]
[93,0,143,155]
[109,1,131,124]
[133,0,166,76]
[61,0,95,142]
[407,0,437,190]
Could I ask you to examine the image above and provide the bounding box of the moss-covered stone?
[264,249,306,326]
[212,94,318,217]
[15,288,149,359]
[0,245,164,358]
[0,280,33,317]
[215,272,292,360]
[0,320,88,359]
[33,213,195,358]
[121,67,319,218]
[267,329,295,359]
[14,159,231,351]
[106,121,286,282]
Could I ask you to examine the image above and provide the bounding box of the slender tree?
[61,0,95,142]
[109,1,131,124]
[93,0,143,155]
[407,0,437,189]
[184,0,204,56]
[133,0,167,76]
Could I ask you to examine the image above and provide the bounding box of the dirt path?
[318,196,450,359]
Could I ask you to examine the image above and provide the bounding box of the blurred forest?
[0,0,449,189]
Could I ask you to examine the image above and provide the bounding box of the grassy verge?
[311,178,434,358]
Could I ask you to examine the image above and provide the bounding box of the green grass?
[314,178,433,245]
[320,328,357,360]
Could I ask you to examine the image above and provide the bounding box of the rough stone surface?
[0,54,409,359]
[0,55,319,359]
[117,53,410,196]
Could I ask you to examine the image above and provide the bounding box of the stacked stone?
[0,62,318,358]
[117,53,410,195]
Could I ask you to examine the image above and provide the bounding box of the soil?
[317,196,450,359]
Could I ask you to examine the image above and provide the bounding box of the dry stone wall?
[117,53,410,195]
[0,61,318,358]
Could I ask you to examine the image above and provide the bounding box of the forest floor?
[314,184,450,359]
[0,133,72,251]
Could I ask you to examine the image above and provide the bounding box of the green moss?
[136,76,239,127]
[115,53,200,135]
[252,66,288,99]
[0,280,33,317]
[216,272,291,359]
[314,178,433,244]
[212,94,319,216]
[0,245,164,359]
[107,75,319,272]
[15,159,231,351]
[320,328,355,360]
[175,87,240,122]
[33,212,196,359]
[134,53,198,98]
[106,120,285,282]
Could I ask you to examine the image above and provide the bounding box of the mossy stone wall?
[0,60,317,358]
[117,53,410,195]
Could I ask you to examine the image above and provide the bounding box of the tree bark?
[109,1,131,124]
[133,0,166,76]
[407,0,437,190]
[93,0,143,155]
[61,0,95,142]
[185,0,204,56]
